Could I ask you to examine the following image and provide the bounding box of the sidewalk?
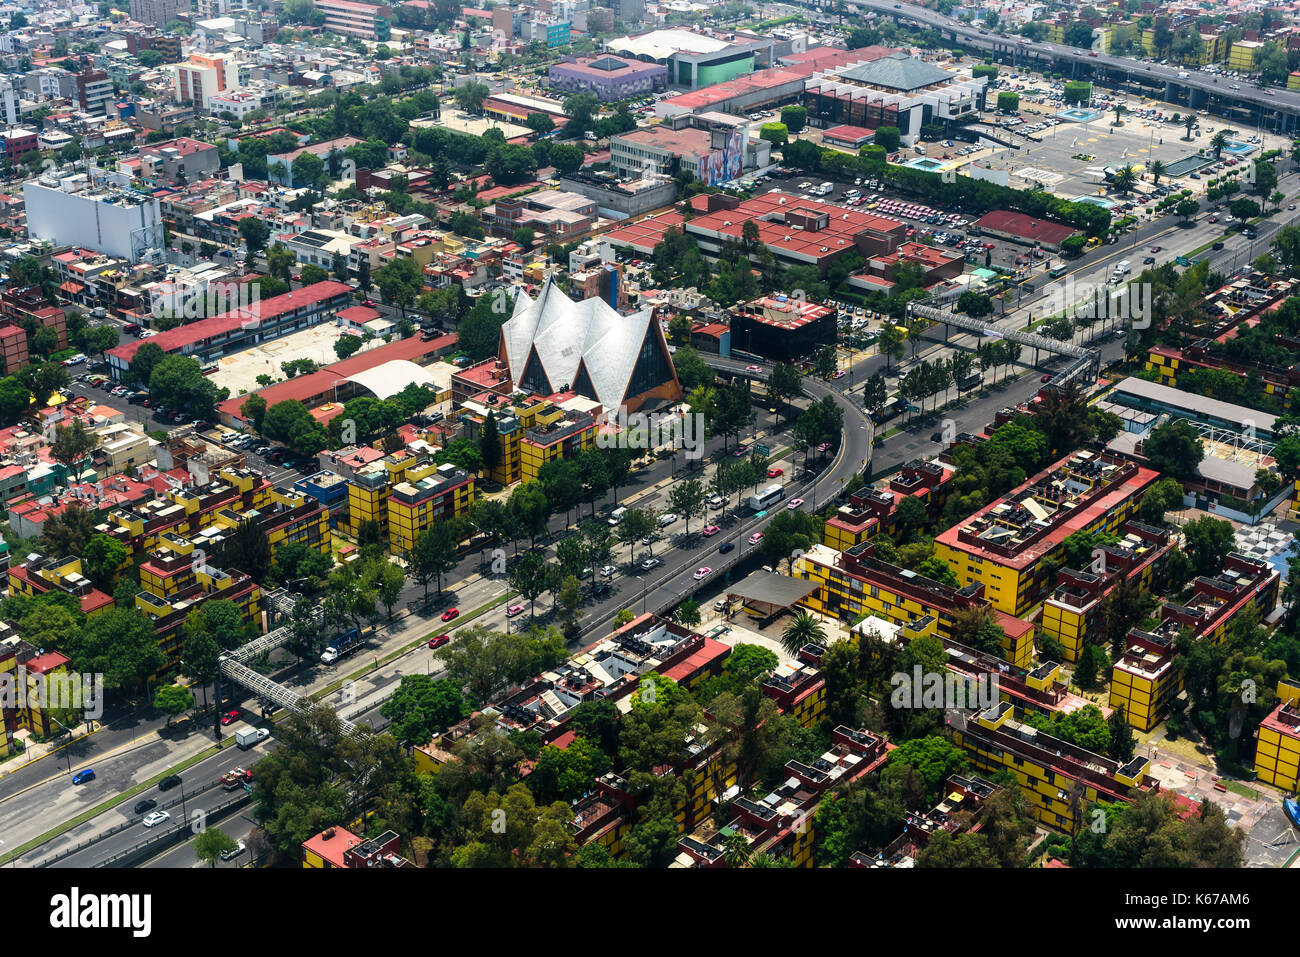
[2,719,103,780]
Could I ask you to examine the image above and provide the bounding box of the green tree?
[780,610,826,658]
[1181,516,1236,577]
[153,684,194,727]
[195,828,239,867]
[1142,420,1203,480]
[81,534,127,591]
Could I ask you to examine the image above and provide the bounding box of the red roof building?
[107,281,353,377]
[216,331,457,425]
[972,210,1078,250]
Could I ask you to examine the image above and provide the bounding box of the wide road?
[848,0,1300,126]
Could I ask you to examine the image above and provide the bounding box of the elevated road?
[845,0,1300,130]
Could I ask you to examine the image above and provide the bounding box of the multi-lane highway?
[848,0,1300,128]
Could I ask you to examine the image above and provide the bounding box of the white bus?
[748,483,785,512]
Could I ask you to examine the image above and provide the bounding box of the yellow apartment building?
[934,451,1159,618]
[952,701,1159,832]
[1108,630,1182,732]
[386,462,476,554]
[1254,680,1300,792]
[1038,521,1173,662]
[795,542,1036,668]
[519,404,597,485]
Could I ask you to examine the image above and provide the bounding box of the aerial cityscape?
[2,0,1300,888]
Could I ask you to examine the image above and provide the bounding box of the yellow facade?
[936,496,1143,619]
[954,705,1152,832]
[1108,659,1181,732]
[1228,41,1260,73]
[795,553,1033,668]
[345,474,389,539]
[1255,680,1300,790]
[386,472,475,554]
[263,489,332,558]
[822,515,875,553]
[1041,559,1162,663]
[1289,73,1300,92]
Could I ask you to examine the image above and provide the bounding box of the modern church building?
[499,278,683,414]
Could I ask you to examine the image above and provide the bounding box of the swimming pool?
[1222,140,1256,156]
[902,157,945,171]
[1073,195,1116,209]
[1056,108,1104,123]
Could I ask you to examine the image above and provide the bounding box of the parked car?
[72,768,95,785]
[221,840,247,862]
[600,565,617,578]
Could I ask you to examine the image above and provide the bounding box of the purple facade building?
[548,55,668,101]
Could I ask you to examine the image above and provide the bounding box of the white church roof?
[501,277,657,411]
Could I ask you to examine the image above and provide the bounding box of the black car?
[134,798,157,815]
[929,432,943,442]
[158,774,182,792]
[719,542,735,554]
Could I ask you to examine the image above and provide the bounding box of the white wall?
[23,182,164,263]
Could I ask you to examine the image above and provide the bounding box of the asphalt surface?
[851,0,1300,125]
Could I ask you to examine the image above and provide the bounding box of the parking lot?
[753,168,1048,274]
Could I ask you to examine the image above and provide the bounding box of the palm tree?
[1148,159,1165,187]
[1210,130,1228,160]
[1183,114,1196,141]
[1111,164,1137,197]
[781,610,827,658]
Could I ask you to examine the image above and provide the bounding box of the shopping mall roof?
[837,52,954,91]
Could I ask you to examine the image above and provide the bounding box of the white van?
[608,506,627,527]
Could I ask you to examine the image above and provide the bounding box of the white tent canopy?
[344,359,440,400]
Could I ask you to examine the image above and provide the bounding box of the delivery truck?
[235,726,269,749]
[320,626,363,665]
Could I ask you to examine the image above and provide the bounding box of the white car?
[693,566,712,580]
[142,810,171,828]
[221,839,247,862]
[657,512,678,528]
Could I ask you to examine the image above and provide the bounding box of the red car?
[441,607,460,622]
[428,634,450,649]
[1041,374,1052,383]
[220,709,241,725]
[767,467,784,478]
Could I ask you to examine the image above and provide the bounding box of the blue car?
[72,769,95,785]
[719,542,735,554]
